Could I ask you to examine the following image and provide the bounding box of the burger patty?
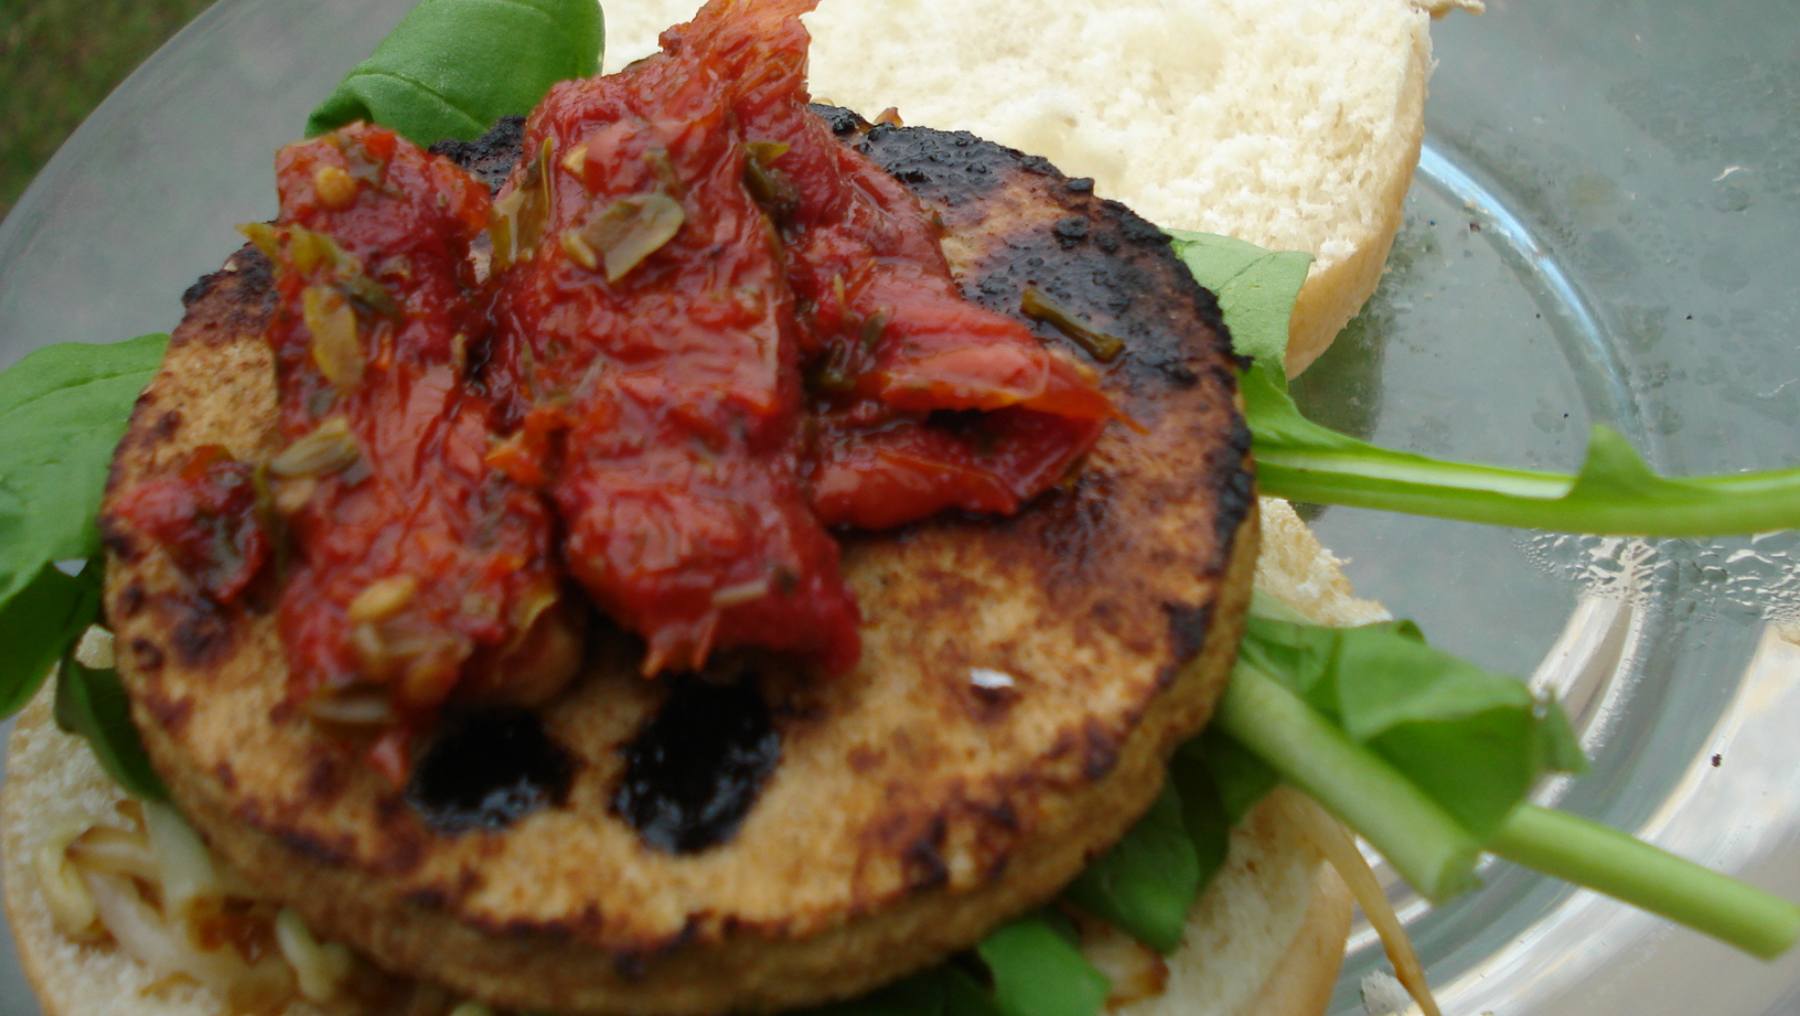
[99,111,1257,1014]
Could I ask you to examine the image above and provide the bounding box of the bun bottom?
[1,691,317,1016]
[3,686,1352,1016]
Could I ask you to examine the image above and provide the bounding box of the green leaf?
[803,965,999,1016]
[977,915,1109,1016]
[0,563,100,717]
[1171,228,1800,537]
[1177,733,1275,828]
[53,652,168,801]
[940,967,1004,1016]
[1167,229,1311,368]
[306,0,605,146]
[0,334,167,721]
[1212,659,1484,901]
[0,335,167,604]
[805,972,947,1016]
[1239,613,1584,840]
[1165,754,1232,894]
[1062,782,1198,953]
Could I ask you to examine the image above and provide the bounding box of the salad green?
[306,0,604,147]
[54,637,169,802]
[0,334,167,713]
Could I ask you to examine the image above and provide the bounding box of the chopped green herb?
[1020,286,1124,362]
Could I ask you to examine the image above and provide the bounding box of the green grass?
[0,0,215,219]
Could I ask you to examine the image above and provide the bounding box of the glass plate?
[0,2,1794,1013]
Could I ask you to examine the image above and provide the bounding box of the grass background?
[0,0,214,219]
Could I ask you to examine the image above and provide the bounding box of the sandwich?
[1,2,1794,1015]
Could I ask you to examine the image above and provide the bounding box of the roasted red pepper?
[669,0,1114,530]
[113,445,270,604]
[490,11,862,675]
[129,1,1116,720]
[255,125,579,731]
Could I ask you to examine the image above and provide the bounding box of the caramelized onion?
[67,825,158,883]
[34,823,100,940]
[275,907,353,1003]
[143,800,225,924]
[1281,792,1441,1016]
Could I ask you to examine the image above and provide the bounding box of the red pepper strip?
[492,27,860,675]
[263,125,575,722]
[806,409,1100,531]
[112,446,270,604]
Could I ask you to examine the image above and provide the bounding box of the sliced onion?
[67,825,158,883]
[275,907,353,1004]
[84,870,295,1010]
[142,801,223,925]
[83,869,214,983]
[34,822,100,940]
[1281,792,1441,1016]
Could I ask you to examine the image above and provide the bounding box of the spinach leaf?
[1062,782,1198,953]
[0,563,100,717]
[1164,756,1231,898]
[1167,229,1312,369]
[806,972,949,1016]
[805,918,1099,1016]
[53,650,169,802]
[977,915,1109,1016]
[1177,732,1275,828]
[307,0,605,146]
[0,334,167,715]
[1238,613,1585,840]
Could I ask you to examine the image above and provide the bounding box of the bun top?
[606,0,1448,373]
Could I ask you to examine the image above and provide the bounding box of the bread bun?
[607,0,1456,376]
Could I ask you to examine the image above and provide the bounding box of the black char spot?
[614,677,780,854]
[407,709,573,833]
[430,116,527,194]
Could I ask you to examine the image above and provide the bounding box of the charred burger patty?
[99,101,1254,1016]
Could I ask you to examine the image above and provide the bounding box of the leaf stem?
[1213,662,1481,900]
[1489,805,1800,959]
[1257,459,1800,536]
